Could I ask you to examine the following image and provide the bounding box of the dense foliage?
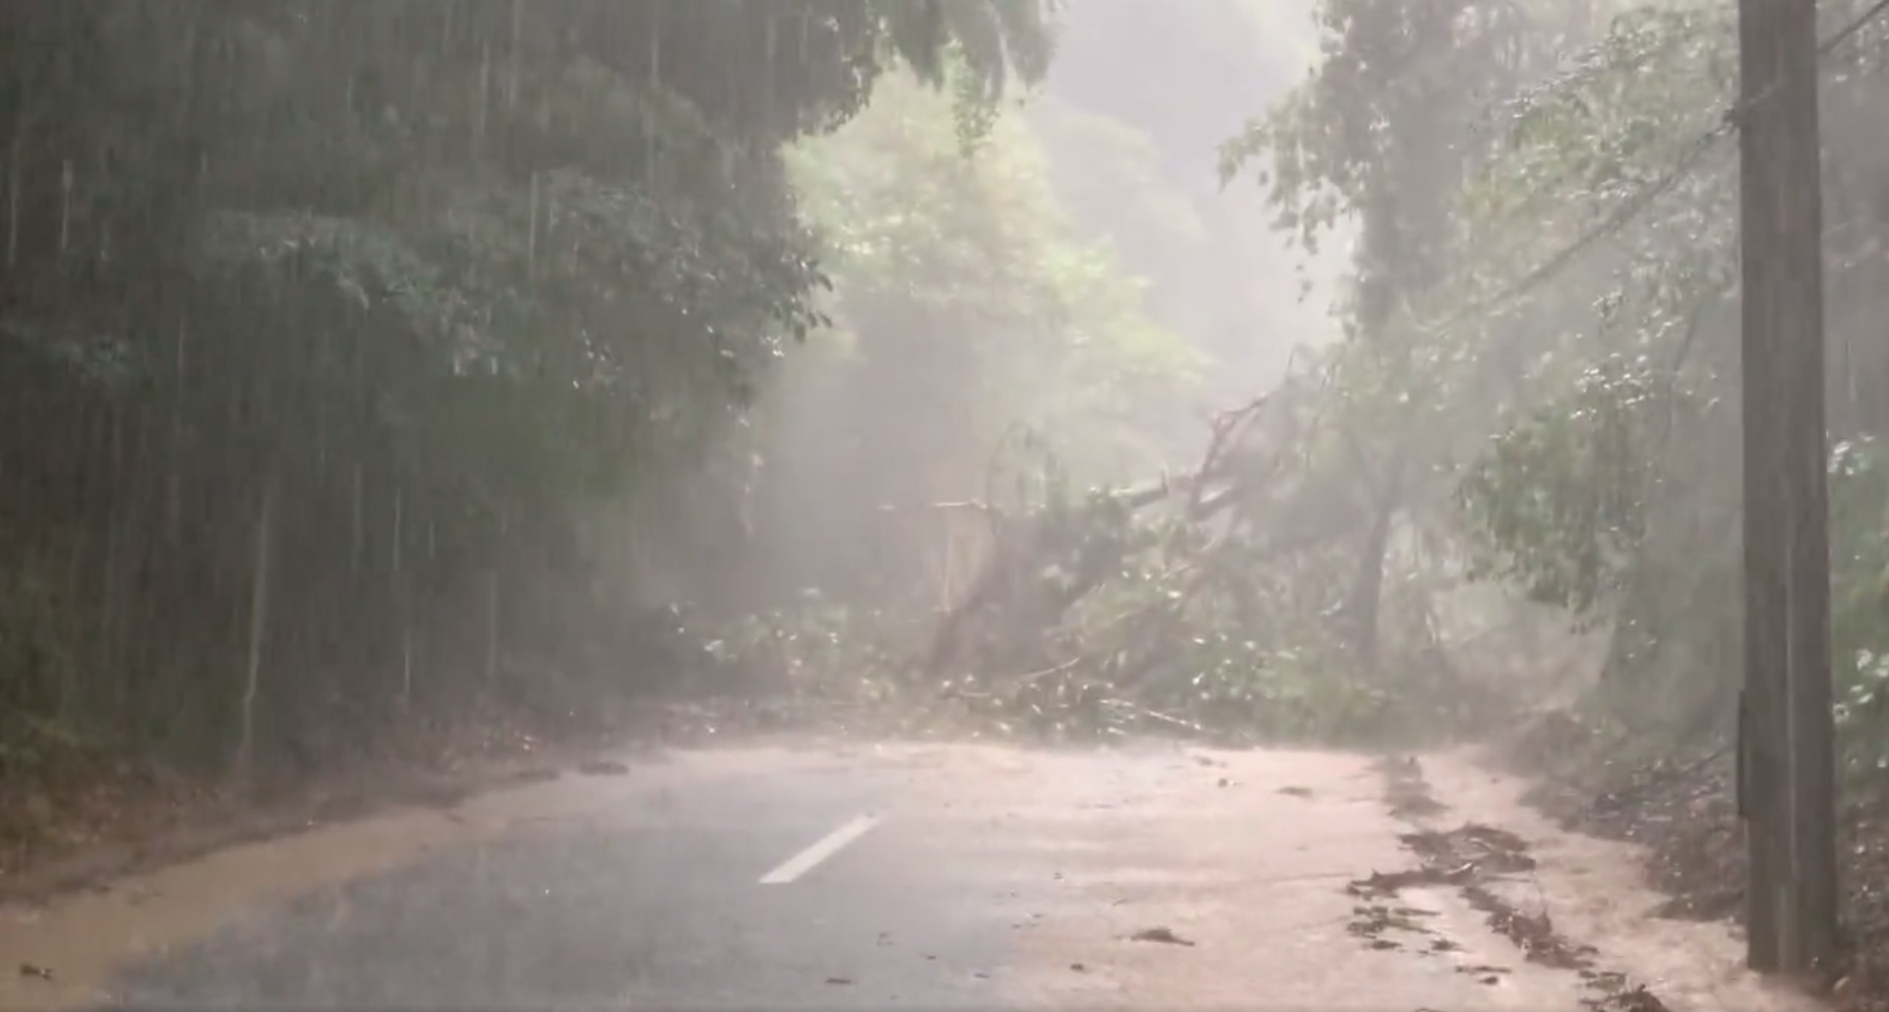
[1217,0,1889,760]
[0,1,1060,781]
[757,79,1200,599]
[1438,0,1889,759]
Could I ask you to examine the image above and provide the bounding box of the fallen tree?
[853,361,1539,747]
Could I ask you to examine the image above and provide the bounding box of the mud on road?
[1353,755,1668,1012]
[0,740,1845,1011]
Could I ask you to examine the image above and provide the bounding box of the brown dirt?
[1358,754,1673,1012]
[923,744,1628,1010]
[1498,712,1889,1011]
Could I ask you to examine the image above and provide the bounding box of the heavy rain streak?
[0,0,1880,1008]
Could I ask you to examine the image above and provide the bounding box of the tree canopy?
[0,0,1061,777]
[1211,0,1889,758]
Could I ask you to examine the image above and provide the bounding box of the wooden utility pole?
[1737,0,1837,976]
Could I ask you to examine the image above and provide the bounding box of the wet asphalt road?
[43,741,1706,1012]
[100,748,1052,1010]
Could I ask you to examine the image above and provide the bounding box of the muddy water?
[0,750,738,1011]
[1421,749,1825,1012]
[899,745,1605,1010]
[0,741,1827,1012]
[897,745,1827,1012]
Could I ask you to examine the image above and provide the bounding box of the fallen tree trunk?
[914,387,1309,687]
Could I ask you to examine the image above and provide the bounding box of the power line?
[1417,0,1889,335]
[1821,0,1889,54]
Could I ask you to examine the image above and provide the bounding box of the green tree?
[749,78,1201,611]
[0,0,1057,783]
[1444,0,1889,750]
[1219,0,1551,667]
[1232,0,1889,759]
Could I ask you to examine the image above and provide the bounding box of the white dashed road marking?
[758,815,881,885]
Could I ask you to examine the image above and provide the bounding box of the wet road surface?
[111,750,990,1009]
[0,742,1824,1011]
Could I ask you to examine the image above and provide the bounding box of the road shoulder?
[1420,749,1823,1012]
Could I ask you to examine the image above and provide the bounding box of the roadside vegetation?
[12,1,1889,998]
[0,0,1310,887]
[1223,0,1889,1000]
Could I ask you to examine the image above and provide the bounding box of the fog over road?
[0,742,1822,1011]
